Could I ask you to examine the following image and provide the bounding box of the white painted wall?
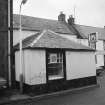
[15,51,20,81]
[96,54,104,67]
[77,39,105,67]
[60,36,89,48]
[77,39,104,51]
[96,40,104,51]
[15,49,46,85]
[66,51,96,80]
[13,29,37,45]
[60,34,77,42]
[95,40,104,67]
[77,39,89,46]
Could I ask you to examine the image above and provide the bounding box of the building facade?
[13,13,105,69]
[14,30,96,93]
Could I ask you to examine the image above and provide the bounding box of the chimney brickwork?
[68,15,75,25]
[58,12,66,22]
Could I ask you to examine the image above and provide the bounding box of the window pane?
[49,53,57,63]
[47,52,64,80]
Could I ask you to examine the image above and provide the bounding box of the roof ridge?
[30,30,47,47]
[47,29,60,36]
[48,29,92,49]
[13,14,74,35]
[14,29,94,51]
[14,14,58,23]
[76,24,104,29]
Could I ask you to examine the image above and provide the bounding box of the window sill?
[49,75,64,80]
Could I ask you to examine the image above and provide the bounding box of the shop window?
[47,52,64,80]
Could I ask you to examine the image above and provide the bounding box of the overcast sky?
[13,0,105,28]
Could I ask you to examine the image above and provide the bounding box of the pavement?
[0,72,105,105]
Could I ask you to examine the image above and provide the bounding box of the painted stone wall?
[15,49,46,85]
[96,40,104,51]
[66,51,96,80]
[13,29,37,45]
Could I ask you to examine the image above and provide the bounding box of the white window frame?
[47,52,64,80]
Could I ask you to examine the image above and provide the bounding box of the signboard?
[88,32,98,43]
[88,32,98,49]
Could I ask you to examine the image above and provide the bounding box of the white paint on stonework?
[59,34,77,42]
[15,49,46,85]
[96,40,104,51]
[76,39,105,68]
[77,39,89,46]
[66,51,96,80]
[13,29,38,45]
[23,49,46,85]
[15,51,20,81]
[96,54,104,68]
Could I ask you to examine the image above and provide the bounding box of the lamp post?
[19,0,27,93]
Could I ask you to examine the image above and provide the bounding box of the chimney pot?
[68,15,75,25]
[58,12,66,22]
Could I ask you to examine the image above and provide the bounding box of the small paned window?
[47,51,64,80]
[48,53,57,64]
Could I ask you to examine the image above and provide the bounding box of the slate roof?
[13,14,105,40]
[75,24,105,40]
[13,14,74,35]
[15,30,94,51]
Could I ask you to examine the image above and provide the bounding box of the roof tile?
[13,14,74,35]
[75,24,105,40]
[14,30,94,51]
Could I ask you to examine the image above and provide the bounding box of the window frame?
[46,49,66,81]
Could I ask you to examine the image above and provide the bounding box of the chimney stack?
[58,12,66,22]
[68,15,75,25]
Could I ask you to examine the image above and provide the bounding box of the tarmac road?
[2,73,105,105]
[25,74,105,105]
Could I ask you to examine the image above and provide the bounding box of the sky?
[13,0,105,28]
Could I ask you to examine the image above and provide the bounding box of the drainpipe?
[8,0,11,87]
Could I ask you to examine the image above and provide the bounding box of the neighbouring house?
[13,13,76,46]
[14,29,96,93]
[13,12,105,69]
[67,15,105,69]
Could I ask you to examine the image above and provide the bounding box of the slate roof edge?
[15,47,95,52]
[13,26,76,35]
[13,14,75,35]
[72,24,88,39]
[13,26,41,32]
[48,29,94,50]
[75,24,105,40]
[76,24,105,29]
[13,14,59,23]
[14,29,95,51]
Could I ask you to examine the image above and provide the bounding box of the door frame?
[46,49,66,83]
